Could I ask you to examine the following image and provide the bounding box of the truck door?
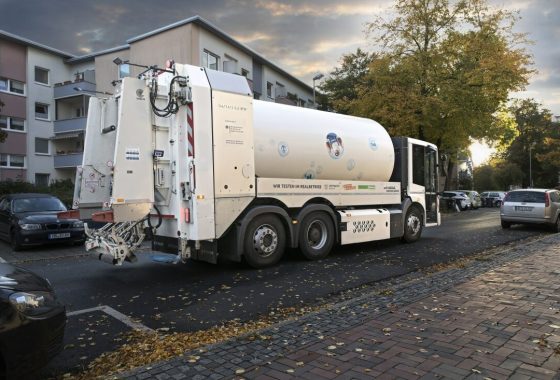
[411,143,438,225]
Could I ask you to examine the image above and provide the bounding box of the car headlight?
[9,291,58,316]
[19,223,42,230]
[72,221,84,228]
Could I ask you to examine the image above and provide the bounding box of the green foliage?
[500,99,558,187]
[318,48,375,114]
[0,179,75,207]
[473,164,497,191]
[324,0,532,160]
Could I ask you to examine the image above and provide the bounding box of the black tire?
[501,220,511,229]
[495,200,502,207]
[298,212,335,260]
[10,230,22,251]
[243,214,286,268]
[551,217,560,233]
[402,206,423,243]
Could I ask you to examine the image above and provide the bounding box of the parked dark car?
[0,263,66,379]
[0,194,85,251]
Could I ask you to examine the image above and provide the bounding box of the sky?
[0,0,558,120]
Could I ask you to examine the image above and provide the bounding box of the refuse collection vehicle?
[68,61,440,268]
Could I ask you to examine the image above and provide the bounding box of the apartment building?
[0,16,315,184]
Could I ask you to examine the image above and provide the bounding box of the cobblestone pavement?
[123,234,560,380]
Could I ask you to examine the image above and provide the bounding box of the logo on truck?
[326,132,344,159]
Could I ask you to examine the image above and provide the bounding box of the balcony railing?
[54,153,83,168]
[54,117,87,134]
[54,80,96,99]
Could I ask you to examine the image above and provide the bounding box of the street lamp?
[529,144,533,188]
[312,73,324,108]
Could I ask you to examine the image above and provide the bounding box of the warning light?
[184,208,190,223]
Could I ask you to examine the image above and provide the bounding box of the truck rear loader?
[70,62,440,267]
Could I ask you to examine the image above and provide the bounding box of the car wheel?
[402,206,423,243]
[501,220,511,229]
[552,217,560,233]
[244,214,286,268]
[495,200,502,207]
[298,212,335,260]
[10,230,22,251]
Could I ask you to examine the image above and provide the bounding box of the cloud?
[0,0,558,115]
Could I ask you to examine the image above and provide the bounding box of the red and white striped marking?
[187,103,194,157]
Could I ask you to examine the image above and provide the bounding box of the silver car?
[458,190,482,209]
[500,189,560,232]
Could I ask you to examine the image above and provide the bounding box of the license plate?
[515,206,533,212]
[49,232,71,239]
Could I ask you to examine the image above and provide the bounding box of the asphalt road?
[1,208,549,377]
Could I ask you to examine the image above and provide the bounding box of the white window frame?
[34,66,50,86]
[0,154,26,169]
[0,77,26,96]
[202,50,220,71]
[35,102,50,121]
[0,116,26,133]
[34,137,50,155]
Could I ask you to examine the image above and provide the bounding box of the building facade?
[0,16,315,184]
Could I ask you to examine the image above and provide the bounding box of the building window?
[202,50,219,71]
[35,173,50,187]
[35,137,50,154]
[275,82,286,98]
[0,154,25,168]
[35,103,49,120]
[298,98,305,107]
[241,69,249,77]
[118,64,130,79]
[266,82,273,98]
[34,67,50,85]
[0,116,25,132]
[0,77,25,95]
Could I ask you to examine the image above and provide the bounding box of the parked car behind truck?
[500,189,560,231]
[480,191,506,207]
[458,190,481,209]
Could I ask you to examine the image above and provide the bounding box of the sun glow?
[469,140,495,167]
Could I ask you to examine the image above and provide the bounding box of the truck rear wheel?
[299,212,335,260]
[244,214,286,268]
[402,206,423,243]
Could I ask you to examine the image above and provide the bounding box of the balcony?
[54,80,95,99]
[54,153,83,168]
[54,117,87,134]
[54,70,95,99]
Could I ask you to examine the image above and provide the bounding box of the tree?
[323,0,532,188]
[503,99,558,187]
[473,164,497,191]
[318,49,375,114]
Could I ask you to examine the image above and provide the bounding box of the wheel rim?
[252,224,278,258]
[407,214,421,235]
[306,219,328,250]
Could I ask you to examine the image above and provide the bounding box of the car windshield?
[505,191,545,203]
[12,197,67,213]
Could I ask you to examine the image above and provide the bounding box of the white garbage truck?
[68,62,440,268]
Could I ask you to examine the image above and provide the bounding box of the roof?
[66,45,129,64]
[125,16,313,92]
[0,29,74,58]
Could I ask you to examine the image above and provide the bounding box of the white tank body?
[253,100,395,181]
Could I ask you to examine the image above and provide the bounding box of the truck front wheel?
[402,206,423,243]
[299,212,335,260]
[244,214,286,268]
